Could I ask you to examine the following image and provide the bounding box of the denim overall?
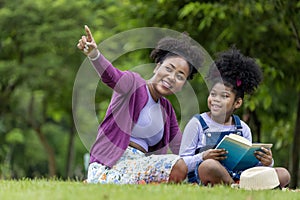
[187,114,243,184]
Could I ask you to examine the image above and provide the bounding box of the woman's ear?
[234,97,243,109]
[153,63,161,73]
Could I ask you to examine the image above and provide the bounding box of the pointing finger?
[85,25,93,42]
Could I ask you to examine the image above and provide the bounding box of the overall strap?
[194,114,209,131]
[232,114,242,129]
[193,114,209,155]
[195,114,242,130]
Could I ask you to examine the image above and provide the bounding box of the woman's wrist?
[88,48,100,60]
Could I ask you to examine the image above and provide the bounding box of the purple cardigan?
[89,53,182,168]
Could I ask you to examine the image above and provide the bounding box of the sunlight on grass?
[0,179,299,200]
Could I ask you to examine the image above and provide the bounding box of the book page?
[227,134,252,146]
[251,143,273,149]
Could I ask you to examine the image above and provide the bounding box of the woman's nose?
[168,72,176,82]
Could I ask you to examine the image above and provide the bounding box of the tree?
[0,0,91,178]
[273,0,300,189]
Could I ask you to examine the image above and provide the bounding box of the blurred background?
[0,0,299,188]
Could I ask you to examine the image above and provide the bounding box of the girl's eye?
[222,94,230,99]
[210,92,216,97]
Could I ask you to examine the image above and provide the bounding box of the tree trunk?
[34,126,57,177]
[242,109,261,142]
[251,110,261,142]
[287,1,300,188]
[65,112,75,178]
[290,93,300,189]
[28,94,56,177]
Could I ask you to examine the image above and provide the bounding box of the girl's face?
[207,82,242,123]
[148,56,189,101]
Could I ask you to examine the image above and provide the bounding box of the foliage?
[0,0,92,178]
[0,0,299,187]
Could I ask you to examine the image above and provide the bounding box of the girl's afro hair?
[207,47,263,97]
[150,35,204,80]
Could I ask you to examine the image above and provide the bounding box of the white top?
[130,87,164,152]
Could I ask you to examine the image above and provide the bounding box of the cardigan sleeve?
[90,53,134,94]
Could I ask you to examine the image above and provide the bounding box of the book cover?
[215,134,273,171]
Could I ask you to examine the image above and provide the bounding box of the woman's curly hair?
[207,47,263,99]
[150,35,204,80]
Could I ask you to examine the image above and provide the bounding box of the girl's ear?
[234,97,243,109]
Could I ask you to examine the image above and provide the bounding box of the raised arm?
[77,25,98,58]
[77,25,134,93]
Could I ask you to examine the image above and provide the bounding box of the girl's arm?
[179,117,204,173]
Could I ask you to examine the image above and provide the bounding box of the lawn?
[0,179,299,200]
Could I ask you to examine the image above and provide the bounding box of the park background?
[0,0,299,189]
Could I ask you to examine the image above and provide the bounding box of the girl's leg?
[168,158,188,183]
[198,159,234,186]
[274,167,291,188]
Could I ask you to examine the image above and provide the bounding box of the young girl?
[179,47,290,188]
[77,26,204,184]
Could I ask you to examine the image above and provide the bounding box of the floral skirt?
[87,146,180,184]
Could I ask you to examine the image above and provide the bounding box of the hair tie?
[236,79,242,87]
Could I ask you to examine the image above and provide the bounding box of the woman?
[77,25,204,184]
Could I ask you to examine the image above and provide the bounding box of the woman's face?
[148,56,189,101]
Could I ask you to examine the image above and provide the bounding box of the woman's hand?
[202,148,228,161]
[77,25,98,57]
[255,147,273,166]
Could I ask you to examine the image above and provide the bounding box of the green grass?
[0,179,299,200]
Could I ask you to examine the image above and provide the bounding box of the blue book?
[215,134,273,171]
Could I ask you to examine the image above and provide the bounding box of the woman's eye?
[165,66,172,72]
[176,74,185,81]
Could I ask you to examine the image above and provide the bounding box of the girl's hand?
[202,149,228,161]
[77,25,98,56]
[255,147,273,166]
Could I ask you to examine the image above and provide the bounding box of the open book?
[215,134,273,171]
